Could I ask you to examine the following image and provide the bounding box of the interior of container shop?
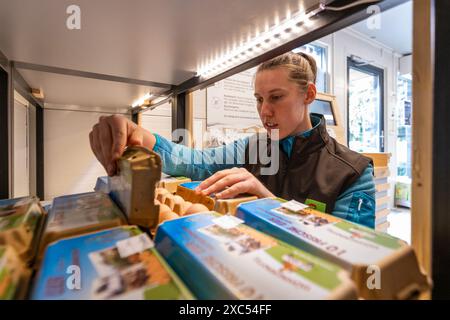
[0,0,448,300]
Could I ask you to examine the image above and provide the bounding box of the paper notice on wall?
[193,119,204,149]
[207,67,261,127]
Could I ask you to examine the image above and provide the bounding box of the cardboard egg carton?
[155,212,358,300]
[175,181,257,215]
[37,191,127,261]
[0,196,45,265]
[236,198,432,300]
[108,146,162,229]
[153,188,217,235]
[0,245,31,300]
[157,175,192,194]
[32,226,194,300]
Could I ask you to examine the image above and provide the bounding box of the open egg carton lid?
[108,146,162,230]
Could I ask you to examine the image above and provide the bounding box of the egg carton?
[108,146,162,230]
[176,181,257,215]
[37,191,128,263]
[236,198,432,300]
[0,245,31,300]
[155,212,358,300]
[0,196,45,265]
[32,226,194,300]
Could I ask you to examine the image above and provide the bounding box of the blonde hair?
[256,51,317,91]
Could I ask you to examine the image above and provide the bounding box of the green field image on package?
[236,198,430,299]
[155,212,357,300]
[32,226,193,300]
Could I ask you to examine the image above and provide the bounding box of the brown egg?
[183,203,209,216]
[158,204,179,224]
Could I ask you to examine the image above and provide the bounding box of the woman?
[89,52,376,228]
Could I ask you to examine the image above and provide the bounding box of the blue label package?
[236,198,431,299]
[32,226,193,300]
[155,212,357,300]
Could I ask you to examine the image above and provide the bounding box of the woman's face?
[254,67,314,140]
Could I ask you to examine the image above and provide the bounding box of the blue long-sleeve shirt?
[153,119,376,228]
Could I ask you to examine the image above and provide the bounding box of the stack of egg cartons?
[363,153,391,233]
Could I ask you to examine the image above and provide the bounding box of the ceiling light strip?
[196,3,326,78]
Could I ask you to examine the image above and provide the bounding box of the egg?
[183,203,209,216]
[158,204,179,224]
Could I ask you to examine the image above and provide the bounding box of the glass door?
[347,57,385,152]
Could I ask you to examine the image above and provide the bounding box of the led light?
[303,17,313,27]
[196,4,325,77]
[132,92,153,108]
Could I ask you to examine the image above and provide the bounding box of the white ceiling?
[18,68,154,111]
[0,0,319,82]
[0,0,409,109]
[0,0,324,108]
[349,0,412,55]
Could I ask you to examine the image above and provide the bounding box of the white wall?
[13,95,29,197]
[43,106,130,200]
[28,104,37,196]
[139,94,207,148]
[12,91,38,198]
[140,102,172,140]
[193,89,207,148]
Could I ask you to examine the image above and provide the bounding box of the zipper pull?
[358,198,363,211]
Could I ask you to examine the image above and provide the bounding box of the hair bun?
[296,52,317,84]
[257,51,318,90]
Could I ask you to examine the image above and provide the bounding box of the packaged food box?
[176,182,257,215]
[0,245,31,300]
[109,146,161,229]
[236,198,432,299]
[157,175,192,194]
[0,196,45,264]
[38,192,127,256]
[94,176,110,194]
[32,226,194,300]
[155,212,357,300]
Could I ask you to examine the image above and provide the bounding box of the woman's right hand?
[89,115,156,176]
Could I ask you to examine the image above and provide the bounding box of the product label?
[116,234,154,258]
[237,198,405,266]
[212,215,244,229]
[281,200,309,213]
[156,213,354,300]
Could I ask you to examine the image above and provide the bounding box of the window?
[294,43,328,93]
[396,75,412,179]
[347,57,385,152]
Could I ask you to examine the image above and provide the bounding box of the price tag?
[116,234,154,258]
[212,215,244,229]
[281,200,309,213]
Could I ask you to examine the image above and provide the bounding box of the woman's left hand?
[195,167,274,199]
